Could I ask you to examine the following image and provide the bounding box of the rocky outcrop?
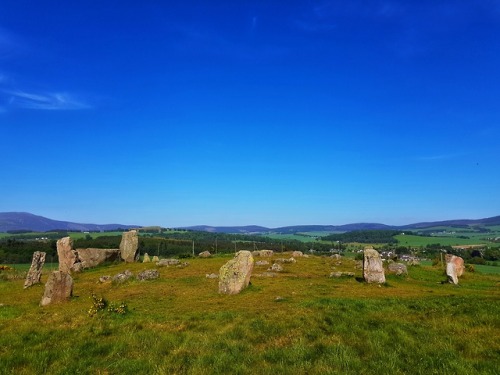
[198,251,211,258]
[40,271,73,306]
[219,251,254,295]
[387,262,408,276]
[24,251,46,289]
[446,254,465,284]
[363,247,385,283]
[120,230,139,263]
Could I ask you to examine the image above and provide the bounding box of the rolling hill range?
[1,212,499,234]
[0,212,137,233]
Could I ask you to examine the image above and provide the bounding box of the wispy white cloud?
[3,89,91,110]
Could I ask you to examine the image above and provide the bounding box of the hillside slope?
[0,212,137,232]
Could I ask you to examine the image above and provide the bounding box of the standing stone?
[24,251,46,289]
[152,256,159,262]
[120,230,139,263]
[363,247,386,283]
[40,271,73,306]
[219,250,254,295]
[57,237,79,273]
[143,253,151,263]
[445,254,465,284]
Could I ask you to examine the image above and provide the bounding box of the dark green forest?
[1,229,499,265]
[0,231,334,263]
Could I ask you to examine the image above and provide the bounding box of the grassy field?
[394,234,490,247]
[1,254,499,374]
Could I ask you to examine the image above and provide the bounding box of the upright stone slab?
[363,247,386,283]
[40,271,73,306]
[24,251,46,289]
[57,237,78,273]
[445,254,464,284]
[120,230,139,263]
[219,250,254,295]
[143,253,151,263]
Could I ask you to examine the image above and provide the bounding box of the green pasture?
[1,254,499,374]
[395,234,490,247]
[264,233,319,243]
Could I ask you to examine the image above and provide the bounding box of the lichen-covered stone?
[292,251,304,257]
[120,230,139,263]
[198,251,212,258]
[24,251,46,289]
[446,254,465,284]
[113,270,134,283]
[252,250,273,257]
[137,269,159,281]
[143,253,151,263]
[40,271,73,306]
[363,247,385,283]
[219,250,254,295]
[57,237,78,274]
[156,258,180,266]
[77,248,121,269]
[274,257,296,264]
[387,262,408,276]
[269,263,283,272]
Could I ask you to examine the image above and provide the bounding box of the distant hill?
[401,216,500,229]
[184,225,270,234]
[1,212,499,234]
[185,216,500,234]
[0,212,138,233]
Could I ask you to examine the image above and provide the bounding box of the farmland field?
[394,234,490,247]
[1,254,499,374]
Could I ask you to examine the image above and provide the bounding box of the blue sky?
[1,1,499,227]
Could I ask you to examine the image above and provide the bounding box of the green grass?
[395,234,490,247]
[0,254,499,374]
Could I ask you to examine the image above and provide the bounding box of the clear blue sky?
[1,1,499,227]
